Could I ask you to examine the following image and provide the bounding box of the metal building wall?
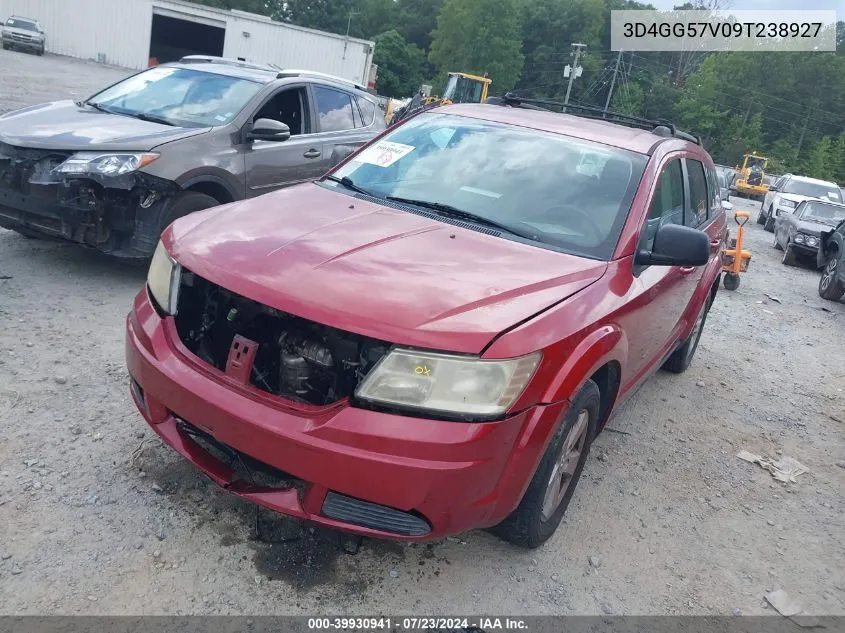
[0,0,374,84]
[0,0,153,68]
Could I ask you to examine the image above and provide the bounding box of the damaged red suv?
[126,97,727,548]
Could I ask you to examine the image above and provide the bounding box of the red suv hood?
[166,184,607,354]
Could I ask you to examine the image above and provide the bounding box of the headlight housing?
[794,233,805,244]
[780,199,797,209]
[147,241,180,315]
[806,236,819,247]
[355,348,541,418]
[53,152,159,177]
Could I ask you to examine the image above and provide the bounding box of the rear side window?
[685,159,709,227]
[356,97,376,126]
[313,86,355,132]
[641,159,684,251]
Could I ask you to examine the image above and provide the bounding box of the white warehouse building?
[0,0,376,85]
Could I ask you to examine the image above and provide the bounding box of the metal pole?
[564,43,586,107]
[603,50,623,115]
[343,11,360,60]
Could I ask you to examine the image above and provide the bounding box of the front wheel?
[764,214,775,232]
[819,257,845,301]
[492,380,600,549]
[773,234,783,250]
[756,210,767,225]
[157,191,220,236]
[782,243,797,266]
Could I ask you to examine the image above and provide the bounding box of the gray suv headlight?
[53,152,159,177]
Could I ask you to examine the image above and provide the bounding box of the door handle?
[303,149,321,159]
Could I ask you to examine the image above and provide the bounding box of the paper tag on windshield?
[357,141,415,167]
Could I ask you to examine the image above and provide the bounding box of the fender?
[178,171,242,202]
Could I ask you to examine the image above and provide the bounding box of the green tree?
[373,30,426,98]
[429,0,525,94]
[282,0,395,38]
[610,81,643,115]
[831,132,845,183]
[396,0,446,51]
[806,136,834,181]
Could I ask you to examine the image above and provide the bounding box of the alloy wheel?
[541,410,589,521]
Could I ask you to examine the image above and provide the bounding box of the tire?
[773,234,783,250]
[36,47,44,56]
[764,214,775,232]
[662,299,710,374]
[781,243,797,266]
[723,273,740,291]
[819,257,845,301]
[157,191,220,235]
[492,380,600,549]
[756,210,766,225]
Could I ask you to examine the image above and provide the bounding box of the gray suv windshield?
[326,112,647,260]
[5,18,38,31]
[87,67,263,128]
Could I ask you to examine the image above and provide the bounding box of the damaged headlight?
[355,349,541,418]
[147,241,180,315]
[53,152,159,177]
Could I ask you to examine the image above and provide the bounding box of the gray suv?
[0,56,386,258]
[1,16,45,55]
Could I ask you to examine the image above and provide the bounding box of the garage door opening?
[149,13,225,65]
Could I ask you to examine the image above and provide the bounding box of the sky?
[649,0,843,13]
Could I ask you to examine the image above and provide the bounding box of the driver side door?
[243,84,324,195]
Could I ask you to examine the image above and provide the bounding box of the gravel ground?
[1,50,844,617]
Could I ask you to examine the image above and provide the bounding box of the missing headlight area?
[0,142,177,257]
[174,270,391,406]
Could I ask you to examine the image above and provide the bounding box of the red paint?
[126,106,725,540]
[224,335,257,384]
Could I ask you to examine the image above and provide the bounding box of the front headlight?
[794,233,805,244]
[806,236,819,247]
[355,348,541,417]
[147,241,180,315]
[53,152,159,177]
[780,200,797,209]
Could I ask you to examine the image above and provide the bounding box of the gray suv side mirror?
[248,118,291,143]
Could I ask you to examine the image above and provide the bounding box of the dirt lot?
[1,49,844,617]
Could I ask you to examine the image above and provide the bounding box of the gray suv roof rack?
[178,55,278,73]
[274,69,366,91]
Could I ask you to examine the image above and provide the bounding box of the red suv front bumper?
[125,287,566,540]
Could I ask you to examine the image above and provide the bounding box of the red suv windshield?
[326,112,648,260]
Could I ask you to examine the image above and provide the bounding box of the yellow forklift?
[733,152,769,201]
[388,72,492,124]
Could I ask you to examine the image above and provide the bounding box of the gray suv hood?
[0,100,209,151]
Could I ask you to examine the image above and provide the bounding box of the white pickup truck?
[758,174,843,232]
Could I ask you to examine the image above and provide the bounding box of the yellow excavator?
[733,152,770,201]
[387,72,492,124]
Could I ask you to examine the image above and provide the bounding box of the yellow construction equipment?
[734,152,769,200]
[388,72,492,124]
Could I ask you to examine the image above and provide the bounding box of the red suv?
[125,96,728,548]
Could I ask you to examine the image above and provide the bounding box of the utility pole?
[603,50,623,115]
[342,10,360,60]
[563,43,586,107]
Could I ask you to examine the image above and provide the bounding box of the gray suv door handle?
[303,149,321,159]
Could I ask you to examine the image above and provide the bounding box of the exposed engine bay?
[0,142,177,257]
[174,270,390,406]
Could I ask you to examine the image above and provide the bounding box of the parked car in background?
[716,170,731,203]
[126,97,727,549]
[817,215,845,301]
[0,56,385,259]
[1,16,45,55]
[773,199,845,267]
[758,174,842,232]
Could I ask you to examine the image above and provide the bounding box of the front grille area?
[174,270,390,406]
[176,419,302,491]
[321,492,432,536]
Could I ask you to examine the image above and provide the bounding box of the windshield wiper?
[385,195,540,241]
[84,101,113,114]
[325,175,375,197]
[127,112,175,127]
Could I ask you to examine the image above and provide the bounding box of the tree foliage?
[373,30,426,98]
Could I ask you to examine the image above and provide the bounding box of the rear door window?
[356,97,376,127]
[313,86,355,133]
[685,159,709,227]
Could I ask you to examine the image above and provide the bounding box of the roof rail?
[487,93,702,146]
[178,55,278,73]
[274,69,367,91]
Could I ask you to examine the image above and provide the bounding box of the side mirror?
[768,186,779,193]
[635,224,710,268]
[721,200,733,211]
[247,118,290,143]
